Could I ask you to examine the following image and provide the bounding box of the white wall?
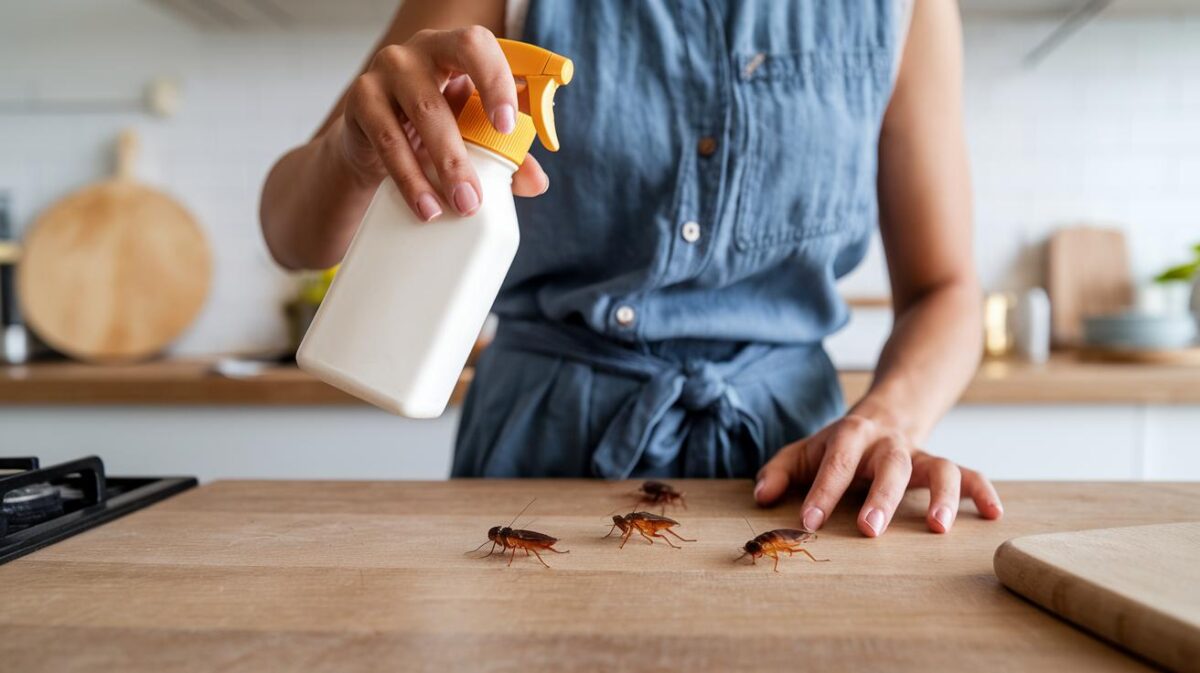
[841,12,1200,300]
[1,6,1198,357]
[0,1,372,355]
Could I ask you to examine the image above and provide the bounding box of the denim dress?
[454,0,907,478]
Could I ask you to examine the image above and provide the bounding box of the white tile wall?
[838,14,1200,307]
[1,7,1197,355]
[0,3,373,355]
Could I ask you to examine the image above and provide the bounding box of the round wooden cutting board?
[18,130,211,362]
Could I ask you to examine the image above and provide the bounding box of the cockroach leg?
[653,532,680,549]
[769,551,781,573]
[789,546,829,563]
[619,527,635,549]
[637,529,656,545]
[508,546,519,567]
[665,529,695,542]
[546,546,569,554]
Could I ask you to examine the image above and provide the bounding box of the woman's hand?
[338,26,548,221]
[754,411,1004,537]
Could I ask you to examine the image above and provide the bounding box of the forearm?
[852,279,982,444]
[260,119,379,270]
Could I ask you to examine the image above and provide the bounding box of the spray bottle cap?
[457,39,574,166]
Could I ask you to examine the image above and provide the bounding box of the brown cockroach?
[604,511,696,549]
[466,498,569,568]
[737,518,829,572]
[635,480,687,513]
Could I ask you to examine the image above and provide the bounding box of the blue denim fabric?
[454,0,901,478]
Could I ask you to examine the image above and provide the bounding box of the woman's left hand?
[753,412,1004,537]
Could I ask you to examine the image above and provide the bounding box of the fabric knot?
[679,360,728,412]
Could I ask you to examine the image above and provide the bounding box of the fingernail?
[933,506,952,532]
[802,507,825,533]
[491,104,516,134]
[416,193,442,222]
[452,183,480,215]
[865,508,885,536]
[753,480,765,501]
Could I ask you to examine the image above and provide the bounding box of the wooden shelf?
[1,353,1198,406]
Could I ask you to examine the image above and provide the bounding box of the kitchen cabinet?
[1,479,1195,671]
[1,357,1198,481]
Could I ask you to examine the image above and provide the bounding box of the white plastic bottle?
[298,40,573,418]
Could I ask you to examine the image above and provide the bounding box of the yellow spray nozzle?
[457,39,572,165]
[497,39,573,152]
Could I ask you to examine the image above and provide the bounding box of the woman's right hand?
[338,26,549,222]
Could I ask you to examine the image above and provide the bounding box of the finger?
[419,26,518,134]
[373,44,482,216]
[914,454,961,534]
[857,439,912,538]
[347,77,443,222]
[963,468,1004,520]
[392,73,481,216]
[512,153,549,197]
[443,74,475,115]
[754,440,807,506]
[799,420,870,532]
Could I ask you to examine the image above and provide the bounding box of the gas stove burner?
[2,483,64,528]
[0,455,196,564]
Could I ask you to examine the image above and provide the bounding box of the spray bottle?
[298,40,573,417]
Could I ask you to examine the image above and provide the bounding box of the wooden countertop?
[2,480,1196,672]
[1,354,1198,406]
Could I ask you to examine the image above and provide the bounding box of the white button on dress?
[615,305,636,326]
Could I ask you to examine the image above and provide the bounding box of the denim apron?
[454,0,905,478]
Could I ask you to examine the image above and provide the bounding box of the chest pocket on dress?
[731,48,891,254]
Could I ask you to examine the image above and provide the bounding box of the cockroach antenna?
[743,516,757,536]
[508,497,537,528]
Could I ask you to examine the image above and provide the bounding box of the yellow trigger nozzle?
[497,39,573,152]
[457,39,573,166]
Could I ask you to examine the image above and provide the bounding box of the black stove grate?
[0,455,197,565]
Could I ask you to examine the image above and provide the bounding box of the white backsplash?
[1,6,1197,358]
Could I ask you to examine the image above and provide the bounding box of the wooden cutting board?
[1047,226,1132,347]
[17,130,211,362]
[995,522,1200,673]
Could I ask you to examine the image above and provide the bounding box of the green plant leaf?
[1155,261,1200,283]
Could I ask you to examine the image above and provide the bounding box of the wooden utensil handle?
[116,129,139,181]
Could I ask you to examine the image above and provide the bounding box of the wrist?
[321,117,385,192]
[847,393,926,446]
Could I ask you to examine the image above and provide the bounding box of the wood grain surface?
[2,480,1198,672]
[1047,226,1132,347]
[995,522,1200,673]
[17,130,211,362]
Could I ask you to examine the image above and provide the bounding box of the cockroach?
[604,511,696,549]
[635,480,687,513]
[737,518,829,572]
[466,498,569,568]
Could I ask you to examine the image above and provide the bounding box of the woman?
[261,0,1003,538]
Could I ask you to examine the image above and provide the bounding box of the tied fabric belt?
[491,320,820,479]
